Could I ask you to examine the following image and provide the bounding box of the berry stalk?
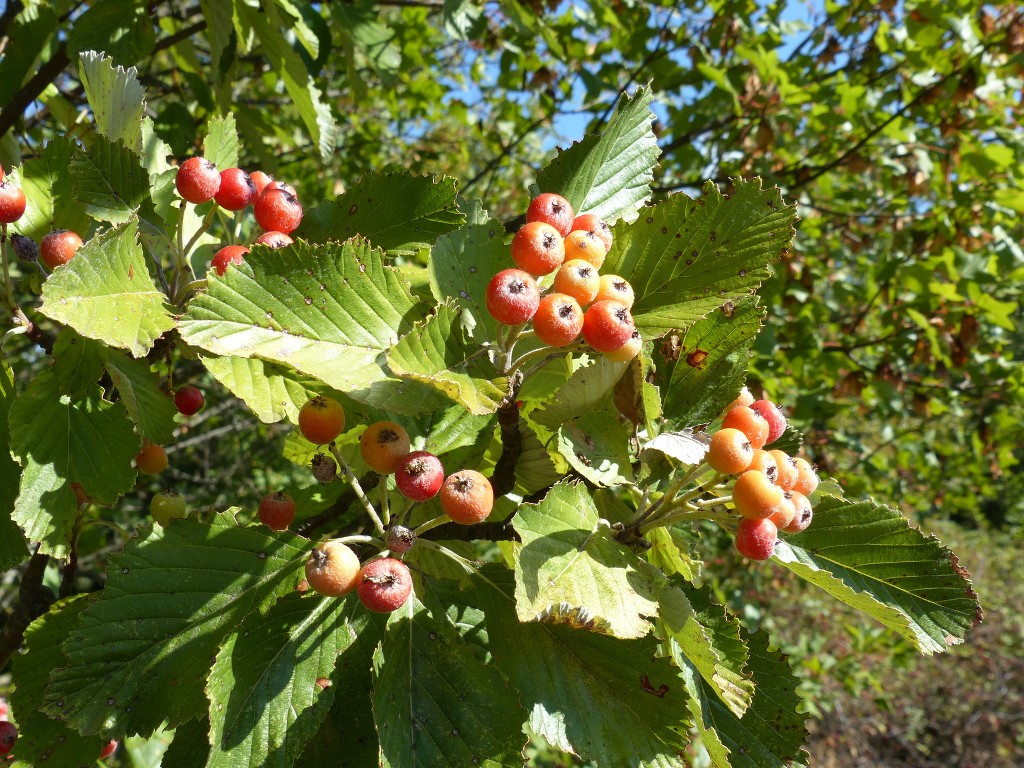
[328,443,386,535]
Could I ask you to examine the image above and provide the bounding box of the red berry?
[211,245,249,276]
[526,193,574,236]
[0,720,17,755]
[39,229,83,269]
[250,171,273,196]
[357,558,413,613]
[486,268,540,325]
[175,157,220,204]
[581,300,634,352]
[359,421,411,474]
[214,167,257,211]
[135,444,168,475]
[0,181,27,224]
[99,740,119,760]
[533,293,584,347]
[394,450,444,502]
[254,230,294,249]
[750,399,787,444]
[570,213,613,252]
[258,491,296,530]
[439,469,494,524]
[511,221,565,275]
[254,188,303,234]
[265,179,298,197]
[174,384,205,416]
[305,540,360,596]
[734,517,778,560]
[298,395,346,445]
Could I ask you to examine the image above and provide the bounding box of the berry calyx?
[258,491,296,530]
[394,450,444,501]
[150,489,187,525]
[562,229,607,269]
[135,443,168,475]
[214,167,257,211]
[0,181,27,224]
[310,452,338,484]
[439,469,494,524]
[254,188,303,234]
[734,517,778,560]
[732,469,785,520]
[603,329,642,362]
[511,221,565,275]
[386,525,417,554]
[553,259,600,305]
[533,293,584,347]
[721,405,770,450]
[486,268,540,325]
[594,274,635,308]
[174,384,205,416]
[254,230,294,249]
[99,740,119,760]
[298,395,346,445]
[570,213,613,252]
[526,192,574,236]
[581,300,635,352]
[707,428,754,475]
[211,245,249,276]
[357,557,413,613]
[175,157,221,204]
[359,421,411,474]
[39,229,83,269]
[305,541,360,597]
[749,399,787,444]
[0,720,17,755]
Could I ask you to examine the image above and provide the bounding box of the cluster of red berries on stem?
[486,192,641,361]
[706,388,819,560]
[296,394,497,613]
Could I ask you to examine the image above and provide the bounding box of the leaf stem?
[379,480,390,527]
[413,515,450,536]
[328,444,385,536]
[334,534,386,549]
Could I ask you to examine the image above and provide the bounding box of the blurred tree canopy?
[2,0,1022,526]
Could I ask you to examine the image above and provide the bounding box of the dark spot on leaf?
[687,349,708,367]
[349,204,358,215]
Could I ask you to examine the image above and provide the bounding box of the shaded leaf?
[69,0,155,65]
[12,136,91,242]
[533,355,628,428]
[105,350,178,444]
[0,363,28,572]
[556,410,632,486]
[71,134,151,224]
[201,355,321,424]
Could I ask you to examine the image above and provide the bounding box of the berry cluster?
[174,156,302,276]
[295,394,497,613]
[706,388,819,560]
[486,193,641,361]
[1,165,85,271]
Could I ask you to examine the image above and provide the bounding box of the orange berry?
[603,329,642,362]
[785,491,814,533]
[721,405,770,449]
[562,229,606,269]
[553,259,600,305]
[707,428,754,475]
[305,540,361,597]
[745,448,778,483]
[298,395,346,445]
[135,444,168,475]
[533,293,584,347]
[750,399,787,444]
[732,470,785,520]
[768,492,796,530]
[726,386,755,412]
[359,421,411,474]
[791,457,819,496]
[570,213,613,252]
[594,274,635,308]
[511,221,565,275]
[769,450,799,491]
[439,469,494,524]
[581,300,634,352]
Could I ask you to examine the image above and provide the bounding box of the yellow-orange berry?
[721,405,770,449]
[594,274,635,308]
[603,329,642,362]
[707,428,754,475]
[439,469,494,524]
[563,229,606,269]
[298,396,346,445]
[733,470,785,520]
[785,490,814,533]
[745,448,778,482]
[359,421,411,474]
[769,450,799,491]
[791,457,819,496]
[553,259,600,306]
[305,541,361,597]
[768,492,796,530]
[135,444,168,475]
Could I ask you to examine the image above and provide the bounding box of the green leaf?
[602,180,796,338]
[449,567,689,767]
[78,51,147,151]
[645,527,700,582]
[533,355,628,428]
[512,482,664,639]
[427,215,507,341]
[105,350,178,444]
[52,328,108,401]
[653,298,763,427]
[45,514,308,736]
[206,593,371,768]
[200,0,235,76]
[640,430,709,467]
[40,217,175,358]
[9,371,138,558]
[201,355,321,424]
[11,136,91,242]
[9,597,104,768]
[678,629,808,768]
[387,301,507,415]
[162,718,212,768]
[70,134,152,224]
[0,5,58,108]
[537,86,659,223]
[179,240,425,399]
[0,363,28,572]
[556,410,632,486]
[372,596,527,768]
[68,0,156,65]
[774,495,982,654]
[204,113,239,171]
[511,418,561,495]
[296,172,464,254]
